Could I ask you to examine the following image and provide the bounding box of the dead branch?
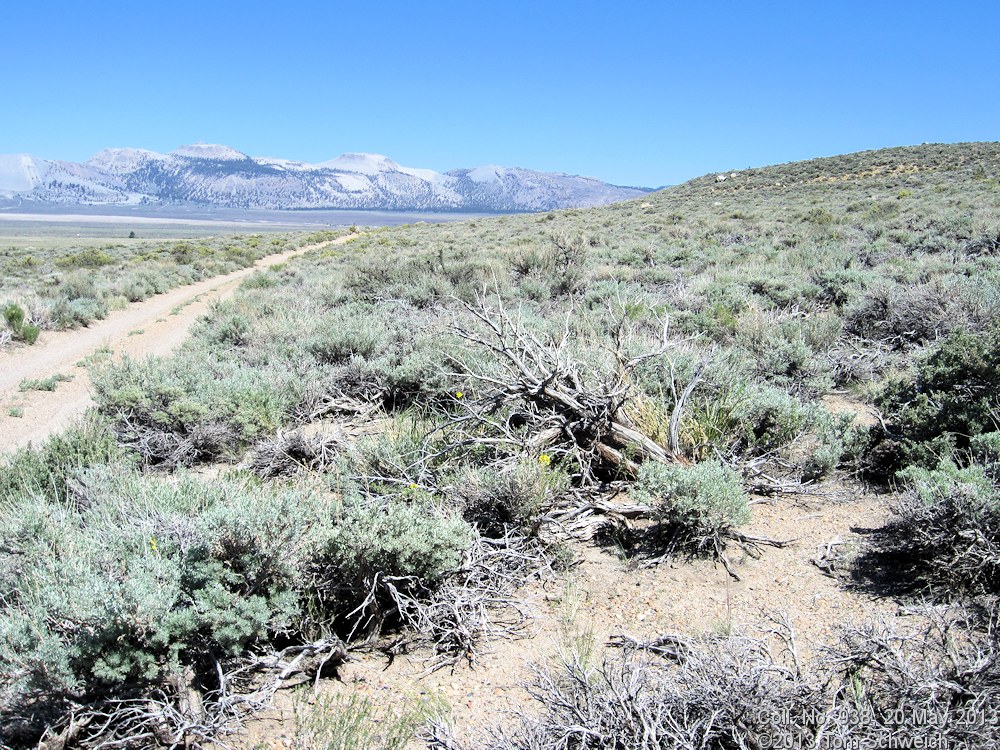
[382,532,544,673]
[307,393,381,422]
[446,292,692,485]
[729,531,796,550]
[668,360,706,456]
[606,633,692,662]
[469,613,1000,750]
[812,538,851,577]
[246,428,346,477]
[535,489,650,542]
[36,638,349,750]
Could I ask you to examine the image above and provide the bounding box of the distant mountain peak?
[170,143,249,161]
[0,144,650,211]
[321,153,401,173]
[86,147,167,171]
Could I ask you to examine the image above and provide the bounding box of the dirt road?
[0,234,358,454]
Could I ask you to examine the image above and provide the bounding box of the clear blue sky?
[2,1,997,187]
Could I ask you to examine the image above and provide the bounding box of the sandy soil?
[237,478,897,748]
[0,234,359,454]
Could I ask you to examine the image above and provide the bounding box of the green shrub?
[3,302,25,330]
[744,275,822,309]
[171,242,195,264]
[632,459,749,556]
[55,273,101,303]
[206,310,253,347]
[0,437,475,740]
[890,459,1000,594]
[0,415,132,502]
[242,270,277,289]
[49,296,109,329]
[91,352,307,464]
[2,302,40,344]
[877,327,1000,470]
[325,497,470,587]
[350,417,435,486]
[734,311,840,392]
[383,333,462,407]
[307,307,392,363]
[18,373,73,392]
[318,495,472,637]
[731,385,813,455]
[810,267,871,307]
[972,432,1000,477]
[18,322,39,344]
[53,247,115,269]
[455,457,571,535]
[801,410,861,481]
[641,355,825,466]
[0,469,335,734]
[845,279,998,347]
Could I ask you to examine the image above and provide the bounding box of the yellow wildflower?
[538,453,552,467]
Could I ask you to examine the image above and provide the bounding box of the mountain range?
[0,144,650,212]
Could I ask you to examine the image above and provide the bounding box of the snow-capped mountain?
[0,153,142,204]
[0,144,649,212]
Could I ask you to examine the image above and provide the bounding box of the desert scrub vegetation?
[0,231,329,333]
[0,419,485,747]
[2,303,40,344]
[292,691,445,750]
[7,142,1000,746]
[433,614,1000,750]
[869,326,1000,476]
[886,454,1000,595]
[631,460,749,558]
[87,143,1000,545]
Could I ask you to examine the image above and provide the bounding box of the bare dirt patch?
[822,392,879,427]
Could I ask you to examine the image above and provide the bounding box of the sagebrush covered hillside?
[2,142,999,748]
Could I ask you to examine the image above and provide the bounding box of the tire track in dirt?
[0,234,360,454]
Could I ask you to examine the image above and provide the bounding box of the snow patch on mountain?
[320,153,458,186]
[333,173,370,192]
[467,165,506,183]
[255,157,318,172]
[171,143,250,161]
[87,148,168,173]
[321,153,400,174]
